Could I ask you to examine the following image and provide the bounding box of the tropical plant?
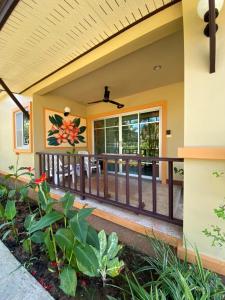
[203,171,225,247]
[90,230,124,286]
[123,238,225,300]
[4,154,35,206]
[47,114,86,147]
[0,184,8,200]
[203,204,225,247]
[0,199,18,241]
[23,173,123,296]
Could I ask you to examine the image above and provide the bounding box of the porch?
[37,152,183,226]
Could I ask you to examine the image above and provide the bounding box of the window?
[93,109,161,177]
[13,106,32,152]
[93,109,160,157]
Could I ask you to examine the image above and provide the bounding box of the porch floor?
[59,173,183,220]
[51,187,183,241]
[51,173,183,241]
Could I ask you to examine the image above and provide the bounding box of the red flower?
[26,167,34,172]
[38,278,52,291]
[55,130,68,144]
[80,279,88,287]
[50,261,58,268]
[35,173,47,184]
[68,127,79,144]
[31,270,37,276]
[61,120,74,134]
[15,152,20,155]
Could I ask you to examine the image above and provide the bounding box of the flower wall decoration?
[45,109,87,148]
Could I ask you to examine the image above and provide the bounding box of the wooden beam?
[0,79,30,119]
[209,0,216,73]
[0,0,20,30]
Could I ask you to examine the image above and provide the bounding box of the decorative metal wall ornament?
[197,0,224,73]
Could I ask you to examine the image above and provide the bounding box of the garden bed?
[1,197,146,300]
[1,167,225,300]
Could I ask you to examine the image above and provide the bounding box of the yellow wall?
[0,94,34,172]
[32,93,87,172]
[182,0,225,260]
[86,82,184,159]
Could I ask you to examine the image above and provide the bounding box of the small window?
[13,105,32,152]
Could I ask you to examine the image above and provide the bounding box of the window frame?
[13,103,32,153]
[92,106,162,157]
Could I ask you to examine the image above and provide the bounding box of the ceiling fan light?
[197,0,224,20]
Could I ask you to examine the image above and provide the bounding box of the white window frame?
[13,105,32,152]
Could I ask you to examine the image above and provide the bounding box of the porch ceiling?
[50,31,184,103]
[0,0,180,93]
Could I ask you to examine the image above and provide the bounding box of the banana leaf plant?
[23,175,124,297]
[0,199,17,241]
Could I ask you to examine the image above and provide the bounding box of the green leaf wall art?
[45,109,87,148]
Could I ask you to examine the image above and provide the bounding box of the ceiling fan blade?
[108,99,124,108]
[88,100,104,104]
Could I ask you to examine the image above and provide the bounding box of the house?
[0,0,225,275]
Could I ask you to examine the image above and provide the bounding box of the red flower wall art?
[45,109,87,148]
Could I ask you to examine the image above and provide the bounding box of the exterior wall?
[182,0,225,260]
[86,82,184,159]
[0,94,34,172]
[32,93,87,173]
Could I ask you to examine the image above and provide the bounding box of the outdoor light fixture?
[64,106,71,116]
[197,0,224,73]
[166,130,172,138]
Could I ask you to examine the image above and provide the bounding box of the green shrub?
[123,238,225,300]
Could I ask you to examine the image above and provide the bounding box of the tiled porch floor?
[51,187,183,241]
[54,173,183,221]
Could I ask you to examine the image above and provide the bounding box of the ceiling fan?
[88,86,124,109]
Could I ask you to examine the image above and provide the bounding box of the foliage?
[0,184,8,200]
[123,238,225,300]
[174,167,184,176]
[47,114,86,147]
[91,230,124,285]
[21,175,123,297]
[203,171,225,247]
[0,199,17,241]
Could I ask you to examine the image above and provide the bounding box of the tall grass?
[124,238,225,300]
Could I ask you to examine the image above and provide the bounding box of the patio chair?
[44,154,75,185]
[78,151,101,178]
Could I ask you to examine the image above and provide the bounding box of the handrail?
[36,152,184,226]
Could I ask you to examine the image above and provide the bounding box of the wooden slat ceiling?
[0,0,179,93]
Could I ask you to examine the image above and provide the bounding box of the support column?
[181,0,225,263]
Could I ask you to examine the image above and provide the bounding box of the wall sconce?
[64,106,71,116]
[166,130,172,138]
[197,0,224,73]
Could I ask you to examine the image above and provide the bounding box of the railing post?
[103,157,109,198]
[152,160,157,213]
[125,159,130,205]
[80,155,86,200]
[137,158,142,210]
[39,153,42,177]
[168,160,174,220]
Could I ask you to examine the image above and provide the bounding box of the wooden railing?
[36,152,184,226]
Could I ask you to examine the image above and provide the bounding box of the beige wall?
[86,82,184,159]
[0,94,34,172]
[32,93,87,172]
[182,0,225,260]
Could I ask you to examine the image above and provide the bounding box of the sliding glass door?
[93,108,160,177]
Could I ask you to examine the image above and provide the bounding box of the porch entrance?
[93,108,161,177]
